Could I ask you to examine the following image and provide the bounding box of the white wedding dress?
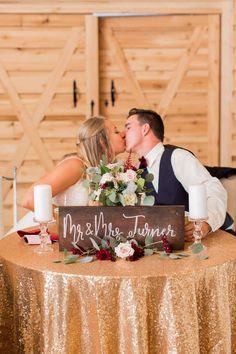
[4,156,89,236]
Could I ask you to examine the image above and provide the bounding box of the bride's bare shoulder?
[58,154,84,167]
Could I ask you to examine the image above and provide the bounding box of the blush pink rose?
[115,242,135,259]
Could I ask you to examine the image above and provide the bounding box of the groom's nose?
[121,131,125,138]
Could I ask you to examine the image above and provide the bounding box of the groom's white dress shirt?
[145,142,227,232]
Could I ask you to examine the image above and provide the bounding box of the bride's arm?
[22,158,84,211]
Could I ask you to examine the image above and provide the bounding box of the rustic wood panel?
[0,0,235,232]
[59,205,185,251]
[0,14,86,233]
[99,14,219,166]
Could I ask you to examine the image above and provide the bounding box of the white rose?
[100,172,113,185]
[118,170,137,183]
[123,192,137,206]
[115,242,134,259]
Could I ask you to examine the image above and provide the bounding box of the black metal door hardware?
[111,80,116,106]
[90,100,95,116]
[73,80,78,107]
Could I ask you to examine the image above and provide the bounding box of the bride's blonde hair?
[76,116,113,167]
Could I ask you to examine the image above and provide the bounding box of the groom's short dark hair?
[127,108,164,141]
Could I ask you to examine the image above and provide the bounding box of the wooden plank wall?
[0,0,235,233]
[99,15,219,164]
[0,14,87,231]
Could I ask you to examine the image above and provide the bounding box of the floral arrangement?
[83,155,155,207]
[52,155,207,265]
[69,233,180,262]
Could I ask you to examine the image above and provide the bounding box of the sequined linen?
[0,231,236,354]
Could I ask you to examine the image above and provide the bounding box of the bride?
[6,116,125,234]
[23,116,125,210]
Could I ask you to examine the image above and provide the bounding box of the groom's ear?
[142,123,151,137]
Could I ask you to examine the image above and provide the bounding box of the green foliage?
[143,195,155,206]
[145,173,154,182]
[84,158,154,206]
[191,243,204,254]
[144,248,154,256]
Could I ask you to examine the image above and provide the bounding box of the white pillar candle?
[188,184,208,220]
[34,184,53,222]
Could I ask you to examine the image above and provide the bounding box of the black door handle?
[90,100,94,116]
[73,80,78,107]
[111,80,116,106]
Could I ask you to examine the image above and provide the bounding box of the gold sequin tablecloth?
[0,230,236,354]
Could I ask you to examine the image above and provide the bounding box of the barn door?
[0,14,87,230]
[99,14,220,165]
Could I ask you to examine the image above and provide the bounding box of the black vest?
[143,145,189,209]
[142,144,234,232]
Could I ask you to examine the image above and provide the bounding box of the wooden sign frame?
[58,205,185,251]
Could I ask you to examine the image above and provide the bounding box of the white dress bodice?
[53,156,89,206]
[53,180,89,206]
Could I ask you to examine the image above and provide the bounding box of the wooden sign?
[58,205,185,251]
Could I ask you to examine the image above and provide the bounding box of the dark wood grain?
[59,205,185,251]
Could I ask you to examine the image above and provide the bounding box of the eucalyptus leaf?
[160,252,169,259]
[82,180,90,189]
[90,237,100,251]
[197,254,209,260]
[108,191,116,203]
[87,167,99,174]
[64,248,68,258]
[78,256,94,263]
[176,253,190,257]
[53,260,62,263]
[144,248,154,256]
[175,253,190,257]
[64,255,78,264]
[106,198,115,206]
[89,191,95,200]
[143,195,155,206]
[92,174,101,183]
[118,194,125,206]
[101,239,109,249]
[107,237,118,249]
[191,243,204,254]
[169,253,182,260]
[145,234,154,248]
[99,191,106,204]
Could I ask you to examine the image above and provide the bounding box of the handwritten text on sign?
[58,206,185,251]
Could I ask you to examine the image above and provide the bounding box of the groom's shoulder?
[164,144,194,156]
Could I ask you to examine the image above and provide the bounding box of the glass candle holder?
[33,218,55,254]
[189,217,208,254]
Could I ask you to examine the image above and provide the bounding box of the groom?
[124,108,230,241]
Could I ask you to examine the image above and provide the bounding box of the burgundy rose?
[138,156,148,169]
[96,249,113,261]
[101,183,108,189]
[128,242,144,261]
